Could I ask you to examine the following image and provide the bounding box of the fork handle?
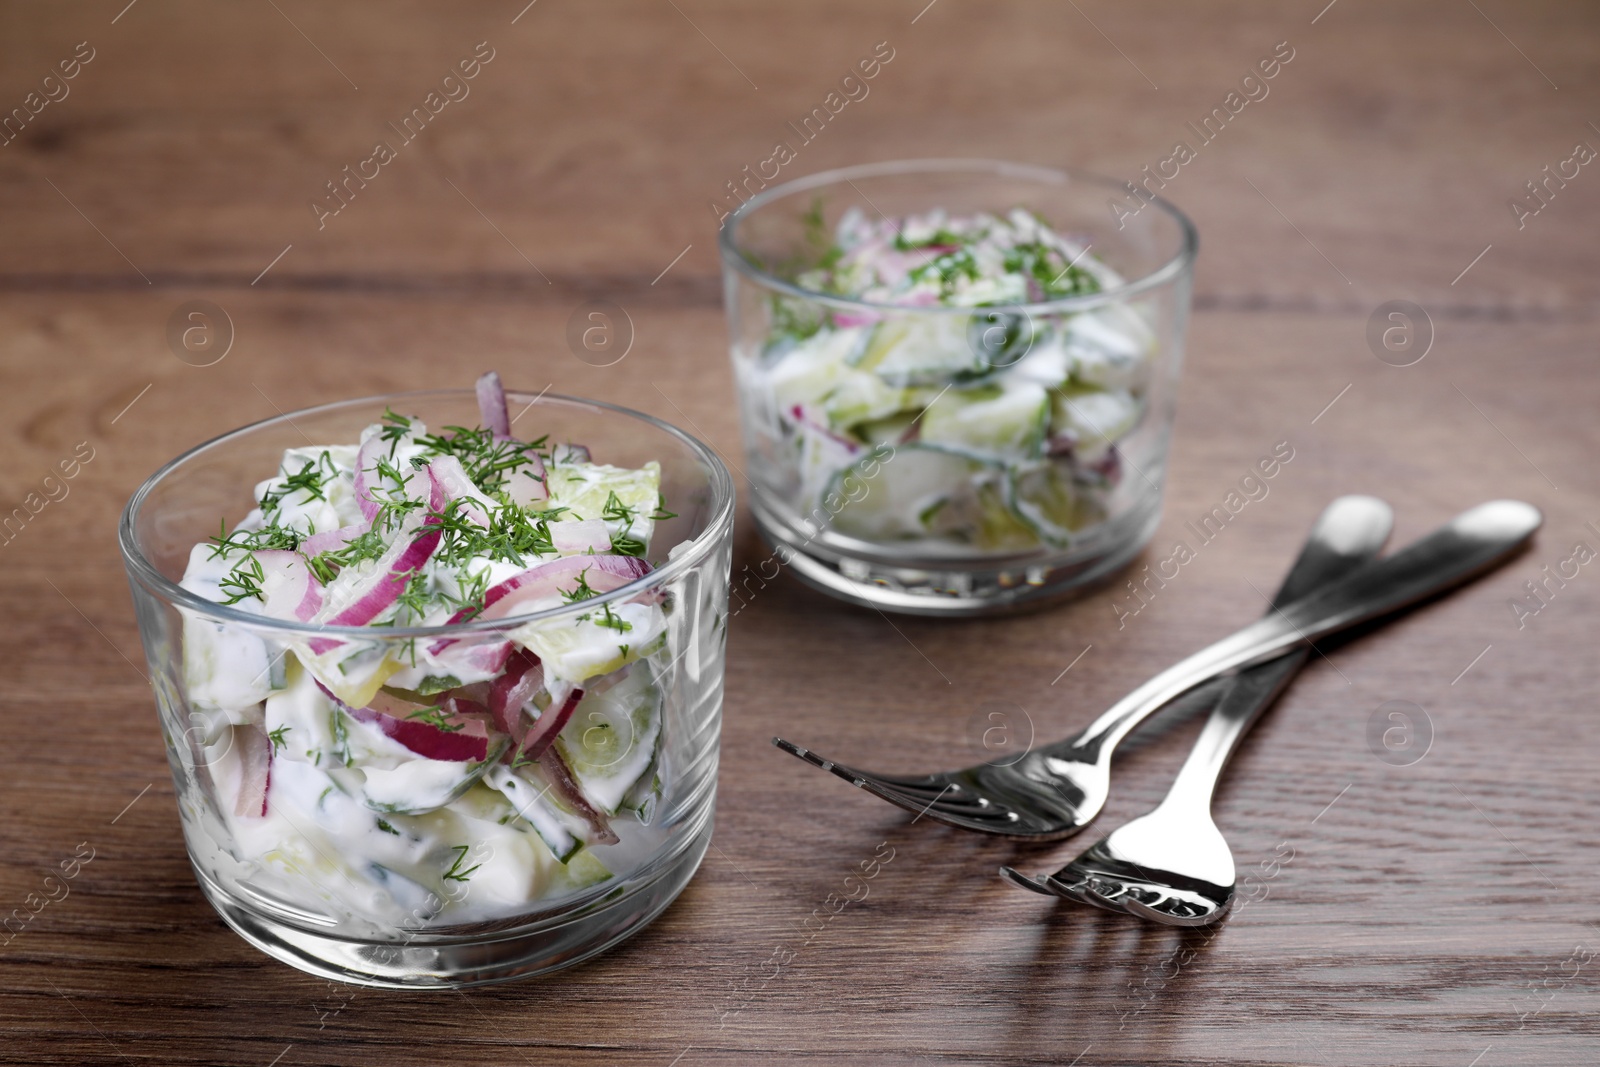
[1066,500,1541,755]
[1159,647,1308,811]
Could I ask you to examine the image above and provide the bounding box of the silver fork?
[773,498,1541,840]
[999,495,1391,922]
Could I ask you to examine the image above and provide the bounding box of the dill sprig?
[218,553,266,605]
[1001,240,1100,299]
[378,408,413,458]
[442,844,481,883]
[423,497,565,570]
[393,568,437,622]
[406,705,465,733]
[603,490,648,556]
[561,567,598,603]
[416,425,550,495]
[580,601,631,633]
[207,520,302,560]
[649,493,677,521]
[304,529,386,585]
[259,453,337,514]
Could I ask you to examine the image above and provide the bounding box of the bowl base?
[751,498,1161,617]
[196,815,712,989]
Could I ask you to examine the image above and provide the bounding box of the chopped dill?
[442,844,481,883]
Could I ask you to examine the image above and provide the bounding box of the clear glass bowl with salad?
[721,159,1197,614]
[119,376,734,987]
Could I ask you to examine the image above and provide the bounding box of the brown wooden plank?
[1,1,1598,1064]
[0,1,1594,312]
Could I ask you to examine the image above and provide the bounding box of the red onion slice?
[351,434,385,524]
[234,725,272,817]
[549,519,610,556]
[516,686,581,764]
[301,522,368,558]
[320,683,493,762]
[537,745,617,845]
[255,550,322,622]
[476,371,511,439]
[426,455,494,527]
[431,637,514,681]
[551,443,590,464]
[473,555,649,621]
[790,404,862,454]
[427,554,650,656]
[504,458,548,506]
[307,526,441,653]
[488,649,543,743]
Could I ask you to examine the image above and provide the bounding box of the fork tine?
[772,737,1036,833]
[851,778,1014,830]
[1079,880,1138,915]
[771,737,949,793]
[1000,865,1135,914]
[771,738,899,795]
[846,775,960,819]
[772,738,1003,814]
[998,866,1057,895]
[1121,894,1229,928]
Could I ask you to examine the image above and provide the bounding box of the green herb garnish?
[218,553,266,605]
[415,674,462,696]
[561,567,598,603]
[405,705,465,733]
[305,529,386,584]
[207,520,302,559]
[259,453,336,514]
[442,844,481,883]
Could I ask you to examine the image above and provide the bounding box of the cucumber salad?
[178,373,674,928]
[746,205,1155,552]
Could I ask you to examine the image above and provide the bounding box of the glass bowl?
[720,159,1197,615]
[119,389,734,987]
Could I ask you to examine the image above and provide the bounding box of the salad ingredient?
[178,372,675,926]
[747,206,1155,553]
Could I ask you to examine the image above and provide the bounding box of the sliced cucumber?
[1007,460,1107,548]
[620,764,662,823]
[919,381,1050,462]
[265,659,348,769]
[1003,335,1074,390]
[765,327,870,411]
[1050,386,1141,459]
[482,765,582,862]
[360,739,507,816]
[182,613,276,714]
[851,315,988,386]
[853,410,920,448]
[1065,306,1154,390]
[820,369,917,430]
[513,599,666,685]
[973,478,1040,551]
[824,445,1038,551]
[550,848,613,893]
[825,444,986,542]
[555,665,663,816]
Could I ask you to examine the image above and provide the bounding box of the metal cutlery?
[1000,495,1391,923]
[773,499,1541,841]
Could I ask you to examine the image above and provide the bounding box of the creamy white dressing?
[178,415,670,928]
[748,207,1154,552]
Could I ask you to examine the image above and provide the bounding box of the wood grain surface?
[2,2,1598,1064]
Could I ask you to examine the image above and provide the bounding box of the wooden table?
[3,2,1597,1063]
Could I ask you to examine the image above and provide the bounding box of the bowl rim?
[118,388,735,638]
[718,157,1199,316]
